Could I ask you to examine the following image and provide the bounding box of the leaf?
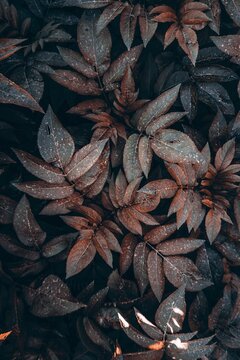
[123,134,142,183]
[103,45,143,89]
[131,84,181,131]
[77,10,112,76]
[133,242,149,296]
[156,238,205,256]
[147,251,165,302]
[50,70,101,95]
[0,330,12,342]
[166,336,215,360]
[114,349,164,359]
[0,195,16,224]
[180,84,198,123]
[13,195,46,247]
[119,233,138,275]
[38,106,75,169]
[134,308,163,340]
[151,129,203,164]
[138,136,153,178]
[118,313,164,350]
[234,196,240,232]
[120,5,138,50]
[93,230,113,268]
[29,275,84,316]
[155,285,186,334]
[144,223,177,245]
[220,0,240,26]
[163,256,212,291]
[211,35,240,64]
[139,10,158,48]
[0,73,44,113]
[60,0,113,8]
[205,208,222,244]
[66,237,96,278]
[96,1,126,34]
[57,47,97,78]
[65,139,108,181]
[83,317,112,352]
[208,109,228,150]
[13,181,74,200]
[214,138,235,171]
[0,233,40,261]
[203,0,221,34]
[13,149,65,184]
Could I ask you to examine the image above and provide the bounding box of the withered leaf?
[13,195,46,247]
[155,285,186,334]
[0,73,44,113]
[29,275,84,317]
[38,106,75,169]
[13,181,74,200]
[66,237,96,278]
[151,129,204,164]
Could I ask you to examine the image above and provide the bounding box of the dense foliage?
[0,0,240,359]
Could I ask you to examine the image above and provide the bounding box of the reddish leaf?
[144,223,177,245]
[93,230,113,268]
[205,208,222,244]
[66,237,96,278]
[96,1,126,34]
[156,238,205,256]
[123,134,142,183]
[120,5,138,50]
[13,181,74,200]
[139,10,158,48]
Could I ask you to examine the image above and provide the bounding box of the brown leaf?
[13,181,74,200]
[134,308,163,340]
[0,73,44,113]
[65,139,108,182]
[156,238,205,256]
[151,129,203,164]
[119,233,138,275]
[50,69,101,95]
[163,256,212,291]
[139,10,158,48]
[0,233,40,261]
[133,242,149,296]
[147,251,165,302]
[0,195,16,224]
[214,138,235,171]
[120,5,139,50]
[38,106,75,169]
[103,45,143,89]
[96,1,126,34]
[93,230,113,267]
[155,285,186,333]
[131,84,181,132]
[13,195,46,247]
[13,149,65,184]
[144,222,177,245]
[205,208,222,244]
[66,237,96,278]
[77,10,112,76]
[40,192,83,216]
[58,47,97,78]
[138,136,153,178]
[118,207,142,235]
